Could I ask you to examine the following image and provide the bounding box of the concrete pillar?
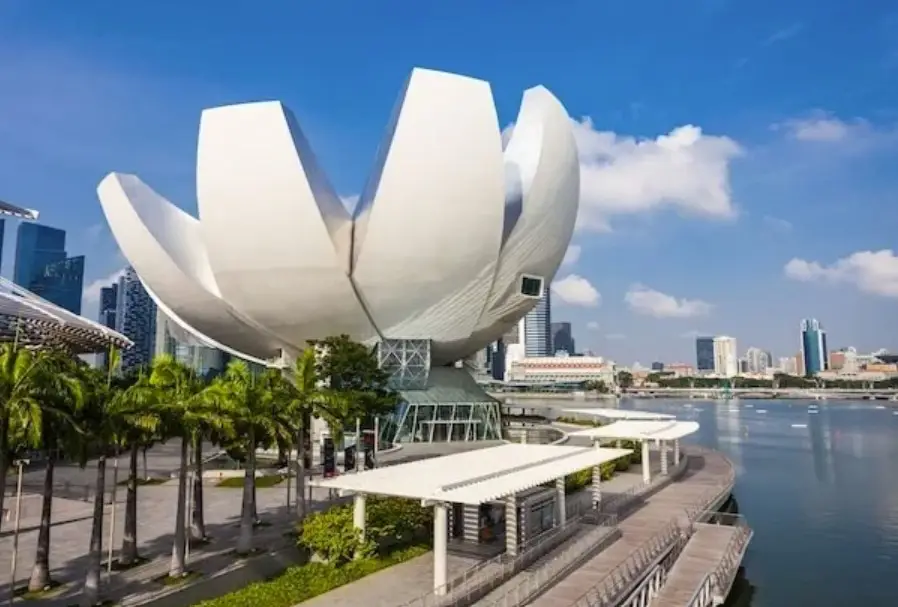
[505,495,518,557]
[641,441,651,484]
[353,493,366,540]
[674,439,681,465]
[555,478,566,525]
[462,503,480,543]
[591,465,602,509]
[433,503,448,595]
[660,439,669,475]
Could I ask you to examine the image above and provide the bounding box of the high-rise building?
[0,219,5,271]
[551,321,575,355]
[744,347,772,374]
[97,283,119,370]
[524,286,551,357]
[13,223,84,314]
[155,308,230,380]
[116,267,157,372]
[800,318,828,376]
[651,362,665,371]
[695,337,715,372]
[712,336,738,377]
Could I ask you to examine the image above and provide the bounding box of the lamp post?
[7,459,29,607]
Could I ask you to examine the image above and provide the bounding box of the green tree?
[616,370,634,390]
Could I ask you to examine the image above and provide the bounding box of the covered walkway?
[311,442,631,595]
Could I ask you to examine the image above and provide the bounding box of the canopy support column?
[353,493,366,559]
[555,478,566,526]
[505,495,518,557]
[433,502,448,595]
[641,441,651,484]
[592,438,602,509]
[674,439,681,465]
[660,439,669,475]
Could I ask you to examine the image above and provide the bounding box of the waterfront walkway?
[526,450,733,607]
[649,523,739,607]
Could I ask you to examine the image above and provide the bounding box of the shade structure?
[0,277,132,354]
[312,443,632,504]
[568,420,700,441]
[0,198,39,220]
[563,407,675,421]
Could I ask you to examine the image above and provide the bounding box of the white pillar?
[555,478,566,525]
[353,493,366,540]
[433,503,448,595]
[660,439,669,475]
[674,439,681,465]
[641,441,651,484]
[591,465,602,509]
[505,495,518,557]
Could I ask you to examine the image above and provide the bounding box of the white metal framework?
[568,420,699,441]
[0,198,39,220]
[563,408,676,421]
[311,442,630,505]
[0,277,132,353]
[97,68,580,367]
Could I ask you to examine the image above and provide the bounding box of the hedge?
[216,475,284,488]
[193,544,429,607]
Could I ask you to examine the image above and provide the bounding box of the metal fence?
[685,513,752,607]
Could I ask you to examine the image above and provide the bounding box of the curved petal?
[196,101,377,347]
[470,86,581,346]
[97,172,289,360]
[351,68,506,363]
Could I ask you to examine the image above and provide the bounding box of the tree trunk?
[0,415,10,536]
[295,424,306,520]
[81,455,106,607]
[142,445,149,481]
[168,437,189,578]
[236,429,255,555]
[191,439,206,540]
[28,452,55,591]
[120,443,140,566]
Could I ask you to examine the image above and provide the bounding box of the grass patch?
[153,571,202,587]
[216,475,284,488]
[110,555,151,571]
[15,579,65,600]
[116,477,167,486]
[192,544,429,607]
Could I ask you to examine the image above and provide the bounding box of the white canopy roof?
[312,443,632,505]
[563,407,674,421]
[569,420,699,441]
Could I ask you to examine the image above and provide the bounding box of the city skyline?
[1,2,896,363]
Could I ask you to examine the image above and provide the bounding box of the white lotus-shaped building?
[98,68,580,377]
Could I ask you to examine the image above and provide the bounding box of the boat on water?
[791,423,808,428]
[757,409,768,414]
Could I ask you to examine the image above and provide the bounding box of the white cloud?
[561,245,581,266]
[784,250,898,298]
[551,274,601,307]
[572,119,742,231]
[776,111,870,143]
[605,333,626,340]
[82,267,124,307]
[762,215,793,233]
[624,284,714,318]
[587,321,600,330]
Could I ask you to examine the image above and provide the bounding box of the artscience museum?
[98,67,580,444]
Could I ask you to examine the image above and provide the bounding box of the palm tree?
[150,355,228,578]
[27,351,85,592]
[0,343,46,536]
[211,361,292,555]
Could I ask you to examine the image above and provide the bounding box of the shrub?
[216,475,284,488]
[299,496,432,564]
[193,545,428,607]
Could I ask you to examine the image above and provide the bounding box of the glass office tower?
[14,223,84,314]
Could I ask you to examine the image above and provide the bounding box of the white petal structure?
[98,68,580,367]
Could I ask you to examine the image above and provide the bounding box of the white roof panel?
[569,420,699,441]
[311,443,632,503]
[563,407,674,420]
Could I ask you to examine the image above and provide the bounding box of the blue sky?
[1,0,896,365]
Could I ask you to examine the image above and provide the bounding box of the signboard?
[321,437,336,478]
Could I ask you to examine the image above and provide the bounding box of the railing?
[399,507,618,607]
[684,514,752,607]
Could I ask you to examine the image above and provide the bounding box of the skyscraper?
[117,267,157,372]
[800,318,828,376]
[712,336,738,377]
[155,308,229,380]
[14,223,84,314]
[695,337,715,372]
[0,219,5,271]
[524,285,552,357]
[744,347,772,374]
[97,283,119,370]
[551,321,575,355]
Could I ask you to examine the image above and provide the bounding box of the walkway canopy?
[312,443,632,505]
[563,407,675,421]
[0,277,132,354]
[568,419,699,441]
[0,198,39,220]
